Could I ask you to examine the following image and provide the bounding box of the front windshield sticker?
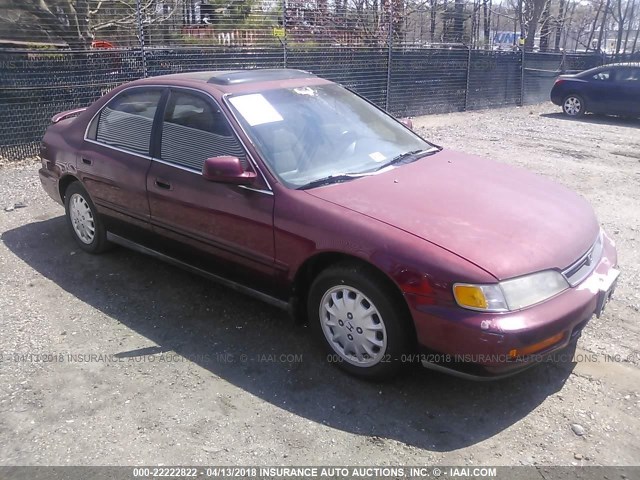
[229,94,283,126]
[369,152,386,162]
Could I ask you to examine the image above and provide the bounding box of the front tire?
[562,94,586,117]
[308,262,412,380]
[64,182,110,254]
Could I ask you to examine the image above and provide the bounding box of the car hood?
[306,149,599,280]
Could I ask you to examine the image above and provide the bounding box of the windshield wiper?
[374,148,439,171]
[298,174,362,190]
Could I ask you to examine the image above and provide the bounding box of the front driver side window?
[161,90,246,171]
[592,70,610,81]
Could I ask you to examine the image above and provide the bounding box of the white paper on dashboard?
[229,94,284,126]
[369,151,386,162]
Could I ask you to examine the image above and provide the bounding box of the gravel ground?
[0,104,639,467]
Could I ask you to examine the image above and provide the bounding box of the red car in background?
[39,69,619,380]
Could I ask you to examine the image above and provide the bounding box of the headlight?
[453,270,569,312]
[500,270,569,310]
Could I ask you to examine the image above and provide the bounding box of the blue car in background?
[551,63,640,117]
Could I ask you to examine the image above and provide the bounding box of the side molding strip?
[106,232,290,311]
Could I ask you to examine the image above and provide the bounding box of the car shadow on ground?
[540,112,640,128]
[2,217,578,452]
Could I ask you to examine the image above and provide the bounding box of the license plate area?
[595,268,620,318]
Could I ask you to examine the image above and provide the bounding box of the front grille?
[562,232,603,287]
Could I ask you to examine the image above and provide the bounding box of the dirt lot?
[0,104,639,467]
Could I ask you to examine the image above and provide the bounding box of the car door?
[612,67,640,115]
[146,88,277,289]
[83,87,165,229]
[582,69,612,113]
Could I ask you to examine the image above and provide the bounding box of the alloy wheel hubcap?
[69,193,95,244]
[564,97,581,116]
[319,285,387,367]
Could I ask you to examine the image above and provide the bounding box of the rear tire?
[308,262,412,380]
[562,94,586,117]
[64,182,110,254]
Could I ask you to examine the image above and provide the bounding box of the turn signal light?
[453,285,488,309]
[508,332,565,359]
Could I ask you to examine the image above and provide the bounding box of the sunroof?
[207,69,316,85]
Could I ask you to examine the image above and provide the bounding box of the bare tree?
[539,0,551,51]
[596,0,611,51]
[610,0,633,53]
[622,0,636,52]
[524,0,549,50]
[482,0,491,46]
[0,0,182,49]
[554,0,565,51]
[0,0,93,49]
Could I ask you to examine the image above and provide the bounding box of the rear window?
[94,89,162,155]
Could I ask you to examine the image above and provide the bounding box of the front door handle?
[82,158,92,165]
[155,178,172,190]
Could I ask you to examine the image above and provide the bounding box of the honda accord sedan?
[551,63,640,117]
[39,69,619,380]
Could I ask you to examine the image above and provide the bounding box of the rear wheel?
[308,262,412,379]
[562,94,585,117]
[64,182,110,254]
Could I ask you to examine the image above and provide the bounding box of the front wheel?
[308,263,413,379]
[64,182,110,253]
[562,94,586,117]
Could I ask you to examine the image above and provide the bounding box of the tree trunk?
[632,17,640,53]
[482,0,490,47]
[453,0,465,43]
[518,0,525,39]
[554,0,565,51]
[525,0,547,51]
[614,0,632,54]
[622,0,636,53]
[540,0,551,52]
[430,0,438,43]
[562,0,576,51]
[596,0,611,52]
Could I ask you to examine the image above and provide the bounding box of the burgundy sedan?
[39,69,619,380]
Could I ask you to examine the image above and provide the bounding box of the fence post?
[282,0,288,68]
[464,46,471,111]
[385,1,393,111]
[135,0,148,78]
[519,47,525,106]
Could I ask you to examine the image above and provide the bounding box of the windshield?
[227,84,438,188]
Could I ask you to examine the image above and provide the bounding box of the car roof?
[600,62,640,68]
[130,69,326,94]
[575,62,639,78]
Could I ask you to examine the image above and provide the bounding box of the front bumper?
[407,232,619,379]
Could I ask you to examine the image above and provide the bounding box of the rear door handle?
[155,178,172,190]
[82,158,92,165]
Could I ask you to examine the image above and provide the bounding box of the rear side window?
[94,89,162,155]
[160,90,245,171]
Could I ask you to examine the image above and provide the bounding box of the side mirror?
[399,117,414,130]
[202,156,257,185]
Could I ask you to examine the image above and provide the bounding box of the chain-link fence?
[0,0,630,159]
